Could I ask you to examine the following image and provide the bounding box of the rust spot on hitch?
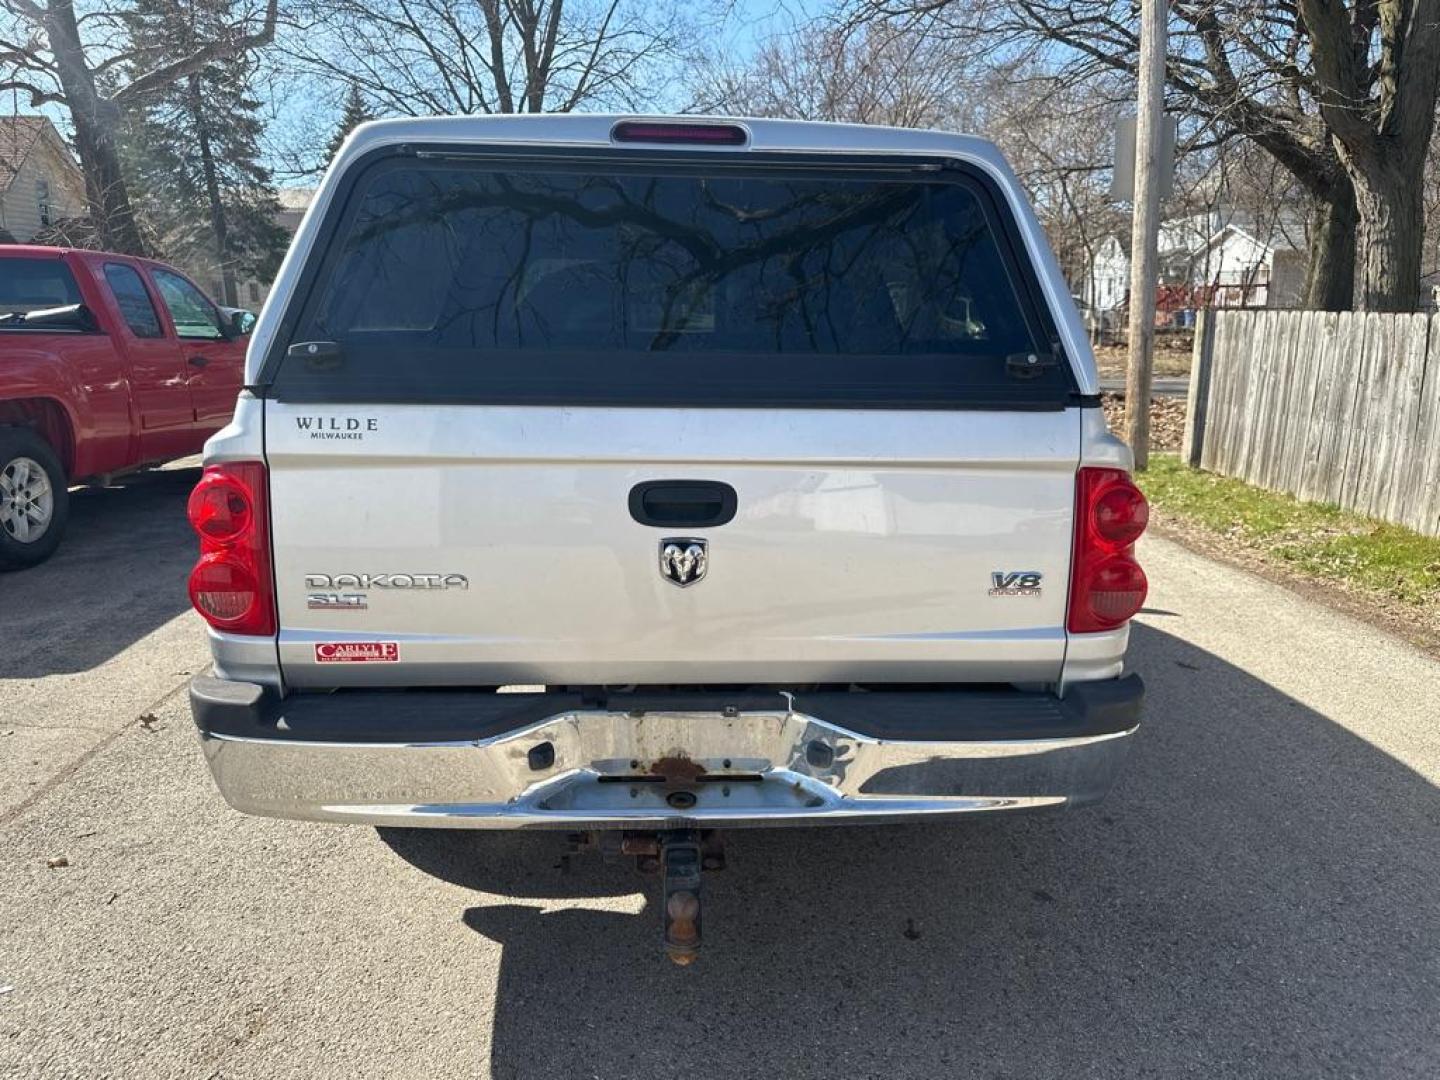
[650,755,706,787]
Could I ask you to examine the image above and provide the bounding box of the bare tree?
[845,0,1367,310]
[690,17,973,128]
[691,23,1134,302]
[0,0,278,254]
[1297,0,1440,310]
[283,0,684,118]
[974,64,1132,298]
[1424,109,1440,299]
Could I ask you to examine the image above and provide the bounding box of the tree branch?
[1296,0,1380,152]
[1387,0,1440,149]
[113,0,278,104]
[0,77,63,105]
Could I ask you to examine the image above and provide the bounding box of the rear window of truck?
[0,258,82,316]
[268,154,1073,408]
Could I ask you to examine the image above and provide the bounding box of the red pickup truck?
[0,245,251,569]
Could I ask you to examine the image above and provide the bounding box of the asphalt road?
[1098,375,1190,398]
[2,465,1438,1079]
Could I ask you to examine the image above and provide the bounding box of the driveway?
[2,469,1437,1078]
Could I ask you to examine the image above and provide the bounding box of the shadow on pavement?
[379,621,1440,1079]
[0,465,199,678]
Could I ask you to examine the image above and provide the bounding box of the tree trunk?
[1295,0,1440,311]
[189,75,236,306]
[1350,155,1426,312]
[44,0,146,255]
[1302,184,1357,310]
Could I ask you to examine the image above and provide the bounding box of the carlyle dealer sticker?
[315,642,400,663]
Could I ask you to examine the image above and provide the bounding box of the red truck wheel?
[0,427,69,570]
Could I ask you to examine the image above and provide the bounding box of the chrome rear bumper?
[192,678,1141,829]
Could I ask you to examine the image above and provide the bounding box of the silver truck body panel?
[266,401,1082,687]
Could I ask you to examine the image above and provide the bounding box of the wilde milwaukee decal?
[294,416,379,441]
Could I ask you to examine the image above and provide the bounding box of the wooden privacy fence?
[1182,309,1440,538]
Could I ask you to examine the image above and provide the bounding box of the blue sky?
[258,0,827,182]
[726,0,821,47]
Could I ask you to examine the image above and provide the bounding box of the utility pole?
[1123,0,1168,470]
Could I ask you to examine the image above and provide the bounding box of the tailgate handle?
[629,481,737,528]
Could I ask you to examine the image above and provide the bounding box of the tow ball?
[658,830,704,965]
[566,829,725,965]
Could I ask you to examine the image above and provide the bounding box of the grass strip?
[1136,455,1440,608]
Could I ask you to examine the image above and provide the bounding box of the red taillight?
[1083,556,1148,624]
[1068,467,1149,633]
[611,120,748,146]
[187,470,253,542]
[190,555,262,622]
[1093,483,1149,546]
[187,461,275,636]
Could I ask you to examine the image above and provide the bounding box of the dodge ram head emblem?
[660,538,708,587]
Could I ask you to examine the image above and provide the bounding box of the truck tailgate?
[266,402,1078,687]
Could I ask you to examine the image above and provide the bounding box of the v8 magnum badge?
[989,570,1043,597]
[660,538,708,587]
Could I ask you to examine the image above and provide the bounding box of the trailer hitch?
[657,830,702,964]
[566,829,724,964]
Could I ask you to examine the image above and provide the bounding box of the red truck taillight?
[186,462,276,636]
[1067,467,1149,633]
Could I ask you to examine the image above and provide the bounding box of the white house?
[0,116,87,244]
[1083,234,1129,313]
[1082,209,1307,314]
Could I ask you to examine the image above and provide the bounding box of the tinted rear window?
[271,157,1071,407]
[0,257,82,314]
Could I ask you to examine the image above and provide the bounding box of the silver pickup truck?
[186,115,1147,961]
